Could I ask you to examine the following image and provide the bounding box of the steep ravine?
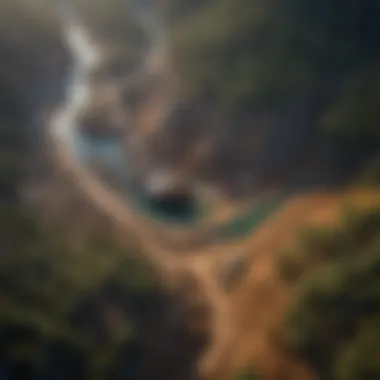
[48,5,235,380]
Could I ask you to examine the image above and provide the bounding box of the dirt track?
[49,14,380,380]
[50,98,380,380]
[49,104,237,378]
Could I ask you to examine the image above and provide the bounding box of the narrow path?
[48,12,234,378]
[49,103,233,378]
[50,8,380,380]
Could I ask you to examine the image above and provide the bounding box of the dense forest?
[164,1,380,379]
[0,1,187,379]
[279,206,380,380]
[2,0,380,380]
[167,0,380,117]
[74,0,148,51]
[158,0,380,196]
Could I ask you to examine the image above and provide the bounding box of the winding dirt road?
[47,13,235,379]
[49,103,235,379]
[37,4,380,380]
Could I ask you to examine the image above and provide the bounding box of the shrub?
[235,367,261,380]
[286,214,380,379]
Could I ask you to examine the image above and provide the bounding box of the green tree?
[0,1,161,378]
[169,0,380,115]
[285,207,380,379]
[74,0,148,50]
[322,68,380,141]
[336,317,380,380]
[235,367,261,380]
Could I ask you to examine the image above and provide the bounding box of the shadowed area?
[147,192,197,221]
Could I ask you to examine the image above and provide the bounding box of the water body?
[54,3,204,223]
[55,3,286,235]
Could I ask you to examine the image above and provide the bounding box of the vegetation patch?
[280,206,380,379]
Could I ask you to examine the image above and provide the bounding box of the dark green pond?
[72,131,286,233]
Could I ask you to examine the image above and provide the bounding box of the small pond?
[70,128,290,233]
[71,130,204,223]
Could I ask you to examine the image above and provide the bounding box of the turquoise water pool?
[72,131,287,234]
[72,132,207,224]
